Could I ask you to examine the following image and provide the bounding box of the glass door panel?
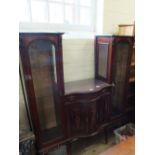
[112,42,130,116]
[98,43,109,78]
[28,39,62,141]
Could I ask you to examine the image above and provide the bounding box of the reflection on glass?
[51,45,57,83]
[28,40,57,130]
[98,43,109,78]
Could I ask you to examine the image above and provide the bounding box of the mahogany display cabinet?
[19,33,68,153]
[95,35,135,123]
[20,33,113,154]
[20,33,134,154]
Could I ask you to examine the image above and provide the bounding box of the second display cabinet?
[95,35,135,122]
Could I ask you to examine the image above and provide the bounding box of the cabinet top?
[65,78,111,95]
[96,34,134,38]
[19,32,64,36]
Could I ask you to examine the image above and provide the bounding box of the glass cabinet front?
[98,43,109,78]
[26,39,63,141]
[112,41,130,115]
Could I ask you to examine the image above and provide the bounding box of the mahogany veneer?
[20,33,134,155]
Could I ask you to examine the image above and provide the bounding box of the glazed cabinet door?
[111,38,133,118]
[95,37,113,83]
[19,33,65,147]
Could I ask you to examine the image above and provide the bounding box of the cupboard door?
[88,102,97,133]
[20,33,65,145]
[95,37,113,83]
[29,40,63,141]
[112,40,131,117]
[66,93,111,137]
[66,102,90,136]
[97,93,111,126]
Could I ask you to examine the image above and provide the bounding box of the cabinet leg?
[104,128,108,144]
[66,142,72,155]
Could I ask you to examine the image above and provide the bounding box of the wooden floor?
[99,136,135,155]
[72,132,115,155]
[47,133,135,155]
[47,132,115,155]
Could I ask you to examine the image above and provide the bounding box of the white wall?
[63,0,135,82]
[63,39,95,82]
[103,0,135,34]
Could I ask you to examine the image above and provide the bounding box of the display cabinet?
[19,33,66,152]
[20,33,135,154]
[95,35,134,120]
[20,33,113,154]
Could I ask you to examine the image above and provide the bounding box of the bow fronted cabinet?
[20,33,135,155]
